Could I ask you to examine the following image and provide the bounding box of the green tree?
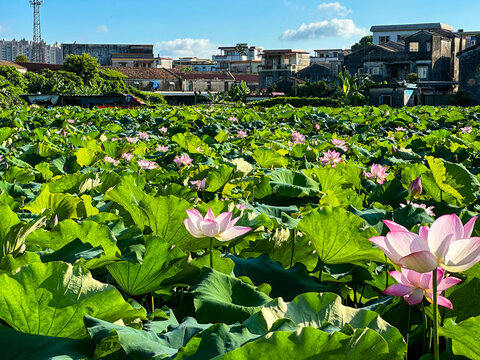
[62,53,100,84]
[351,35,373,53]
[0,66,25,89]
[15,55,29,62]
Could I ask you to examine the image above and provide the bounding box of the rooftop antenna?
[30,0,44,62]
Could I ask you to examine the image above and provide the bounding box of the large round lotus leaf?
[192,268,272,324]
[214,327,392,360]
[297,206,385,265]
[243,292,405,359]
[0,261,144,339]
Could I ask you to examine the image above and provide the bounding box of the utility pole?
[30,0,44,63]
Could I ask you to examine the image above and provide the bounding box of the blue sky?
[1,0,480,58]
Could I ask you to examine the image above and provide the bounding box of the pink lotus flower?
[190,178,207,191]
[384,268,461,309]
[174,154,193,167]
[104,156,119,166]
[121,153,133,162]
[400,201,435,217]
[369,214,480,273]
[156,145,169,152]
[236,203,248,211]
[137,159,157,170]
[183,208,251,242]
[320,149,343,168]
[159,127,168,133]
[331,139,349,152]
[67,119,75,124]
[139,132,150,140]
[126,137,139,144]
[291,132,305,145]
[228,116,238,122]
[111,137,120,141]
[364,164,389,184]
[315,123,321,131]
[408,177,422,198]
[395,126,407,132]
[237,130,248,139]
[461,126,473,134]
[196,146,203,153]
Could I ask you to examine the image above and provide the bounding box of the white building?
[310,49,351,64]
[212,43,263,72]
[370,23,454,45]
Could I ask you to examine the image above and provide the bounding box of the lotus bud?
[408,177,422,198]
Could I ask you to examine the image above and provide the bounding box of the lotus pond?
[1,104,480,359]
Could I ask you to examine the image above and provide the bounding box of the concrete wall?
[63,44,131,66]
[459,46,480,105]
[369,86,406,107]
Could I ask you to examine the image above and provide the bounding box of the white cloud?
[280,18,365,40]
[96,25,109,33]
[154,38,216,58]
[317,2,352,18]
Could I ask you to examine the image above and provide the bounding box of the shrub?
[249,97,339,108]
[128,86,166,105]
[0,66,25,89]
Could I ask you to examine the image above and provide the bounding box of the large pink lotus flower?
[126,137,139,144]
[384,268,461,309]
[104,156,119,166]
[237,130,248,139]
[364,164,389,184]
[156,145,169,152]
[331,139,348,152]
[369,214,480,273]
[291,132,305,145]
[400,201,435,217]
[460,126,473,134]
[121,153,133,162]
[190,178,207,191]
[183,208,251,242]
[320,149,343,168]
[174,154,193,167]
[137,159,157,170]
[139,132,150,140]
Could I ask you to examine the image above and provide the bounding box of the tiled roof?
[370,23,453,32]
[231,73,259,82]
[173,71,235,80]
[104,66,181,80]
[16,62,62,72]
[0,61,26,70]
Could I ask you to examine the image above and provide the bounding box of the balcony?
[258,64,295,71]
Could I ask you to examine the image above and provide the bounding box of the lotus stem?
[209,238,214,269]
[290,229,296,268]
[432,269,439,360]
[406,306,411,360]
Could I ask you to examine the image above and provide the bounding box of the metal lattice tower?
[30,0,44,62]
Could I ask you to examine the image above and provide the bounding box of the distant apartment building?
[0,38,62,64]
[172,57,216,72]
[370,23,454,45]
[62,44,154,67]
[212,43,263,72]
[456,30,480,50]
[258,49,310,89]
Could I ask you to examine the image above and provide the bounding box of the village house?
[0,60,27,74]
[457,36,480,105]
[212,43,263,73]
[62,44,154,67]
[105,66,182,91]
[172,57,216,72]
[258,49,310,89]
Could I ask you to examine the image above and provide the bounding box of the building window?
[207,81,212,91]
[371,67,381,75]
[397,35,406,42]
[379,36,390,44]
[380,95,392,106]
[188,81,193,91]
[426,42,431,52]
[409,42,419,52]
[417,66,428,79]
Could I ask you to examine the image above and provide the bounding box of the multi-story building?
[154,56,173,69]
[172,57,216,72]
[310,49,350,64]
[212,43,263,72]
[457,35,480,105]
[258,49,310,89]
[370,23,454,45]
[0,39,62,64]
[62,44,154,67]
[456,30,480,50]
